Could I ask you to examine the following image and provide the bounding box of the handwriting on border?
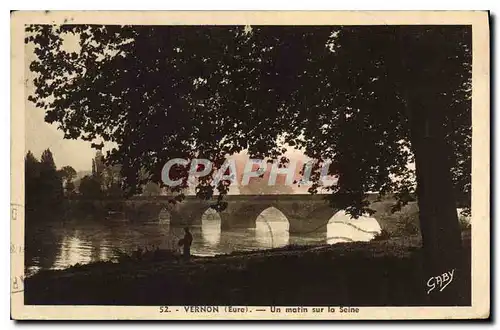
[11,275,25,294]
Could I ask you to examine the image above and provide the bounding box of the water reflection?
[26,209,384,275]
[57,235,92,267]
[201,208,221,247]
[25,223,62,273]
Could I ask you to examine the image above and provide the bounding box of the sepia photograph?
[10,11,490,320]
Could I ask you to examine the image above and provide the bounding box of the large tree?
[26,25,471,303]
[290,26,471,304]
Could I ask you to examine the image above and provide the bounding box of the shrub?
[372,229,391,241]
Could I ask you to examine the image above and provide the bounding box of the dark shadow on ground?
[25,231,471,306]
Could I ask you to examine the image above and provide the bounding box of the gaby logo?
[426,269,455,294]
[161,158,335,187]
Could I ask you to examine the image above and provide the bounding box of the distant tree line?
[25,149,164,216]
[77,150,122,199]
[79,150,163,198]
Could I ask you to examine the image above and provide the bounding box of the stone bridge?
[71,193,408,234]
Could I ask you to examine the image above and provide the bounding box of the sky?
[25,40,106,172]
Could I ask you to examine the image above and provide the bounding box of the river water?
[25,208,381,276]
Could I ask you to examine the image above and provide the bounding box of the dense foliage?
[25,25,471,216]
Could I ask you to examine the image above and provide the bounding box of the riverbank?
[25,231,471,306]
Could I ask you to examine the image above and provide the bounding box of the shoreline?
[25,230,471,306]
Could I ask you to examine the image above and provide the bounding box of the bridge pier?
[219,204,262,230]
[288,216,329,234]
[220,213,256,231]
[285,205,339,234]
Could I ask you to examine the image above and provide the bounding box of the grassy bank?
[25,231,471,306]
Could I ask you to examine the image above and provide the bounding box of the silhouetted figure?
[179,227,193,261]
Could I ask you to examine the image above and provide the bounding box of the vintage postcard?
[11,11,490,320]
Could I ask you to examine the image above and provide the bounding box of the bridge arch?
[202,207,222,222]
[255,207,290,248]
[201,208,222,247]
[325,211,381,244]
[256,206,289,225]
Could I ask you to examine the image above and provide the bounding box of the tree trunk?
[408,93,466,305]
